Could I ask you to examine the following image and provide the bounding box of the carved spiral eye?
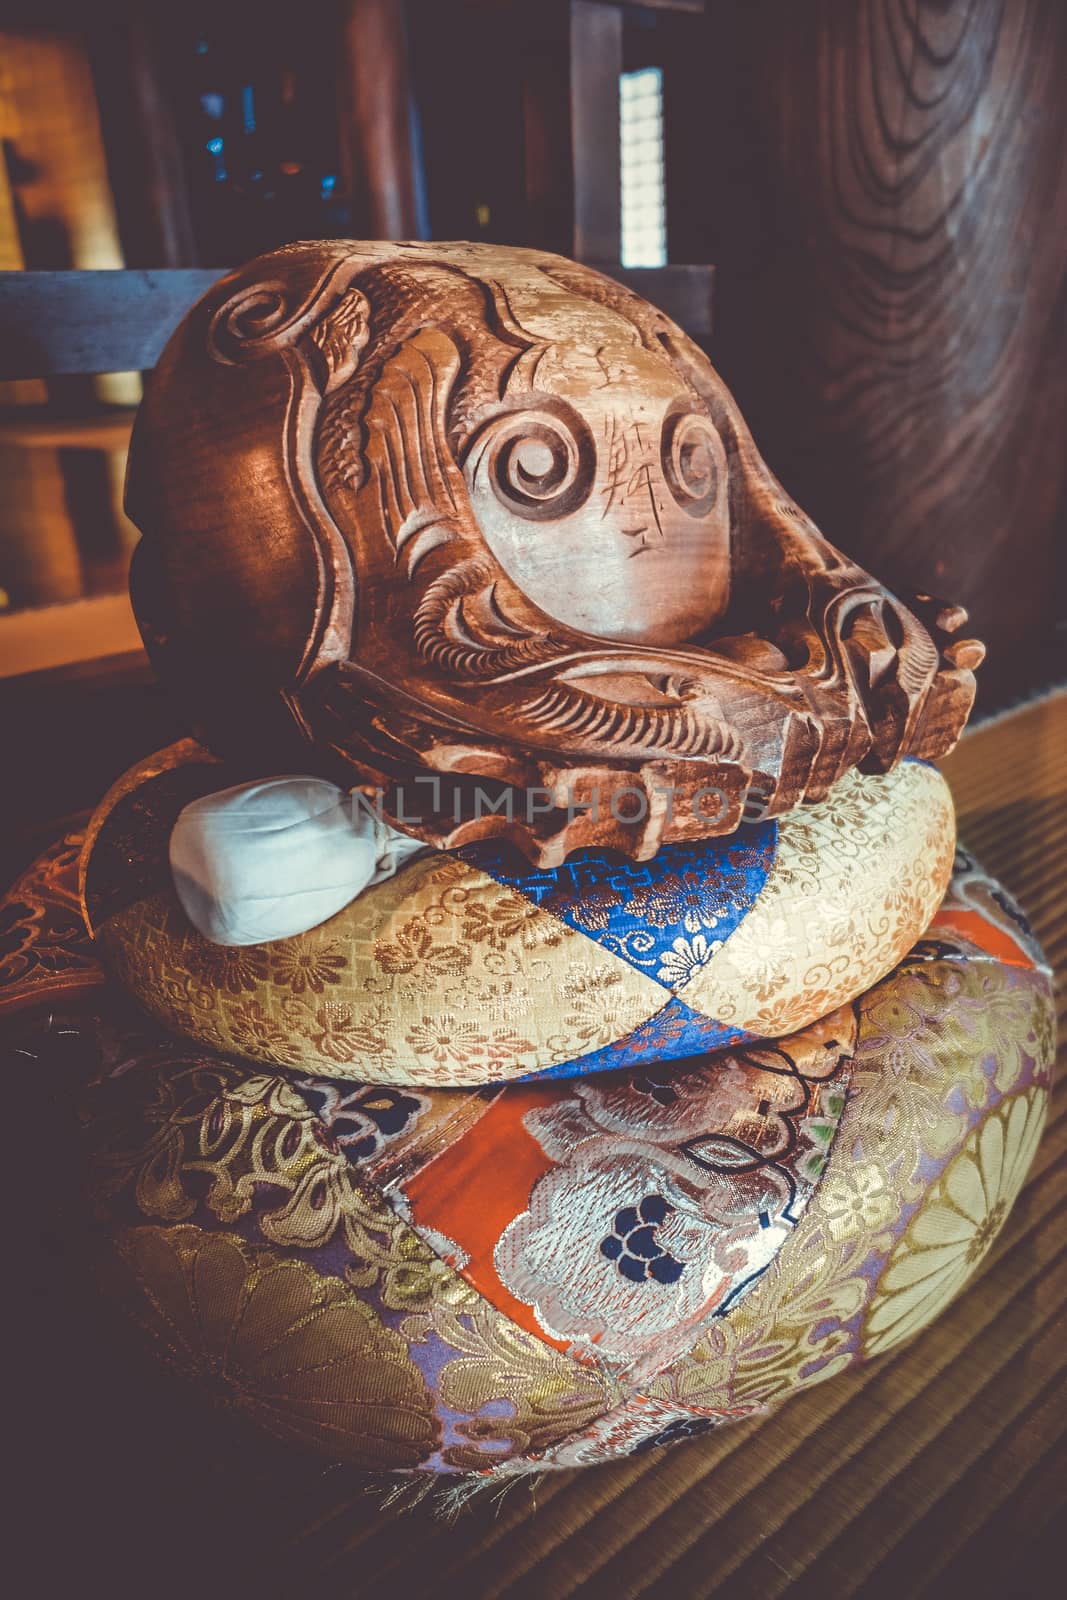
[472,401,596,521]
[662,410,723,518]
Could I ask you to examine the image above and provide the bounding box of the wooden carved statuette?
[126,242,983,865]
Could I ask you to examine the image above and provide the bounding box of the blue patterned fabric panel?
[458,824,778,990]
[521,995,752,1081]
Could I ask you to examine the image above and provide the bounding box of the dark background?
[1,0,1064,712]
[2,7,1066,1594]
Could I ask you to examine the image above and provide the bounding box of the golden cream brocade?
[87,754,954,1086]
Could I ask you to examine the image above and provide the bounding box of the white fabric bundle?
[169,777,426,946]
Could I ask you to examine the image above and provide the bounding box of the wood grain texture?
[702,0,1067,707]
[8,690,1064,1600]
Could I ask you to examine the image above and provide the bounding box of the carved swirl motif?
[207,259,363,368]
[468,398,597,522]
[661,407,724,520]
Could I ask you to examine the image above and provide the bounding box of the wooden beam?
[88,15,198,269]
[0,270,226,378]
[590,263,714,335]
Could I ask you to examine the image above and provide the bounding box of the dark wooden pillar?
[570,0,622,262]
[88,12,198,269]
[703,0,1067,705]
[521,0,622,262]
[337,0,426,239]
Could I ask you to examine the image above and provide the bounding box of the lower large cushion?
[80,742,955,1086]
[1,837,1052,1472]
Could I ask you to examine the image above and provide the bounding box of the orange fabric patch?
[928,908,1036,970]
[403,1082,572,1351]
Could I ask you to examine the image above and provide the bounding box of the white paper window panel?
[620,67,667,268]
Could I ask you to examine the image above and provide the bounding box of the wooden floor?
[11,688,1066,1600]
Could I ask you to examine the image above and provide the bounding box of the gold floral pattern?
[404,1014,537,1074]
[96,876,667,1085]
[267,937,348,994]
[6,806,1051,1475]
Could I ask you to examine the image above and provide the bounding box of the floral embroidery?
[222,997,305,1064]
[487,1025,853,1366]
[77,1036,617,1474]
[461,825,775,983]
[626,870,723,934]
[267,937,348,994]
[405,1015,491,1067]
[656,932,719,988]
[462,890,562,952]
[373,916,471,977]
[557,966,651,1046]
[404,1015,536,1073]
[189,939,269,996]
[651,956,1054,1415]
[302,1001,394,1069]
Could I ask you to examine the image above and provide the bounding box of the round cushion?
[80,742,955,1087]
[47,852,1049,1472]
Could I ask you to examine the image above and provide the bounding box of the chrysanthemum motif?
[194,940,270,996]
[864,1087,1046,1356]
[462,891,560,952]
[406,1015,488,1065]
[626,871,722,935]
[223,997,303,1064]
[819,1164,896,1242]
[656,932,719,989]
[557,883,626,933]
[560,966,649,1043]
[268,937,348,995]
[115,1225,438,1468]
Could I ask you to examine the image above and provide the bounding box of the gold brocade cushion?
[2,837,1051,1474]
[79,742,956,1087]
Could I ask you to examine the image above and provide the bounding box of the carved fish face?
[126,240,981,866]
[461,325,731,647]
